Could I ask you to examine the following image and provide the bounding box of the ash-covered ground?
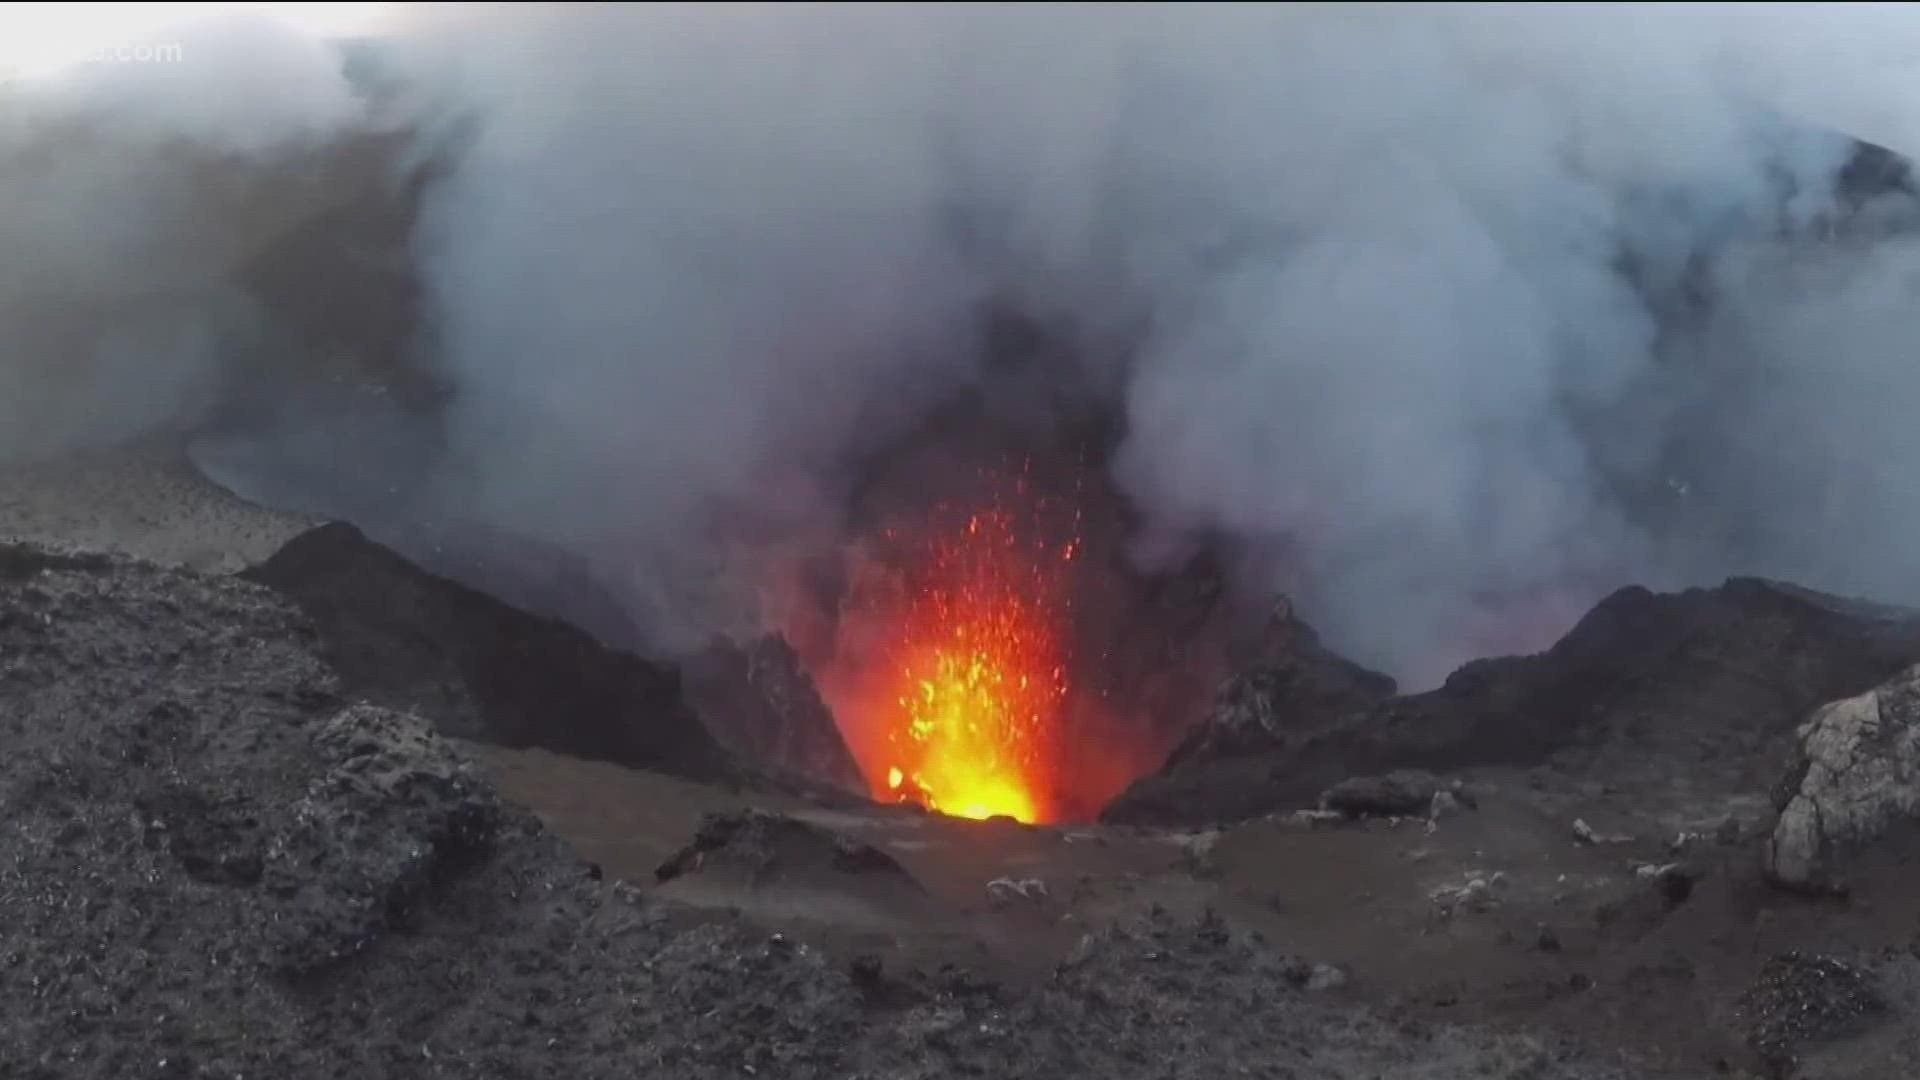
[6,446,1920,1079]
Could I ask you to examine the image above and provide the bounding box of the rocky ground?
[1,533,1657,1080]
[6,446,1920,1078]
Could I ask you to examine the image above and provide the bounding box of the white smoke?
[18,4,1920,686]
[377,4,1920,681]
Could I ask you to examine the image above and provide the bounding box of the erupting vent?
[859,466,1081,824]
[808,434,1230,826]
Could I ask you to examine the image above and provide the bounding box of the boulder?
[1764,664,1920,892]
[267,704,509,976]
[1320,770,1439,818]
[656,809,912,884]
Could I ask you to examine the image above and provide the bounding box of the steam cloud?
[0,12,363,458]
[14,4,1920,685]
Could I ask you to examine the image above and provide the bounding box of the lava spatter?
[870,469,1078,824]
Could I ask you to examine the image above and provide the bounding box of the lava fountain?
[848,464,1081,824]
[797,427,1239,825]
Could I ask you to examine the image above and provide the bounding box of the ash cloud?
[0,11,366,461]
[20,5,1920,687]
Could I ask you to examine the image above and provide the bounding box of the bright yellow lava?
[884,646,1051,823]
[876,504,1070,825]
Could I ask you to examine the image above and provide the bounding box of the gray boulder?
[1320,770,1440,818]
[1764,664,1920,891]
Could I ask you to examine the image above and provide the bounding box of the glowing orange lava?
[871,484,1078,824]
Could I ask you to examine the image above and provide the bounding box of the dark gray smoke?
[0,12,365,459]
[18,5,1920,686]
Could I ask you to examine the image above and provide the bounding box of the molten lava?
[870,477,1078,824]
[797,440,1239,824]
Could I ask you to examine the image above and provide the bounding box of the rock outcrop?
[682,635,867,795]
[1107,578,1920,827]
[1159,597,1398,769]
[1102,599,1397,825]
[243,522,733,781]
[654,809,918,891]
[1319,770,1440,819]
[1764,664,1920,892]
[1341,579,1920,786]
[269,704,510,976]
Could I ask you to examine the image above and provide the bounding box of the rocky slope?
[1,535,1670,1079]
[682,634,868,795]
[1108,578,1920,826]
[241,521,732,780]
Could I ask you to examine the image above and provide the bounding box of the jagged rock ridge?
[242,521,733,780]
[1107,578,1920,826]
[682,635,867,796]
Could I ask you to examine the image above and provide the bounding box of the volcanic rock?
[1340,579,1920,787]
[1103,598,1396,825]
[242,522,733,780]
[1304,963,1350,992]
[1764,663,1920,892]
[0,542,865,1076]
[1430,871,1505,916]
[1740,952,1888,1076]
[682,634,866,795]
[654,809,919,891]
[1162,596,1398,767]
[267,704,509,976]
[1108,578,1920,826]
[986,876,1051,906]
[1571,818,1633,846]
[1319,769,1441,818]
[1631,862,1700,906]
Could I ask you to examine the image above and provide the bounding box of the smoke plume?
[18,4,1920,687]
[0,11,365,459]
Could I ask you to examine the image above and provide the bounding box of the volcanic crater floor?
[474,744,1920,1078]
